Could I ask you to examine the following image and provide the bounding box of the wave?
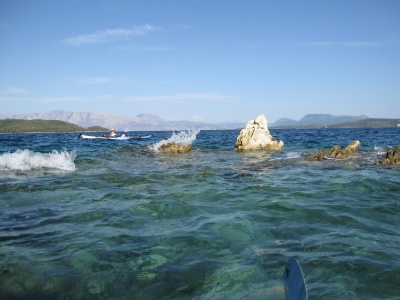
[0,149,76,171]
[373,146,387,156]
[150,130,200,152]
[283,151,302,160]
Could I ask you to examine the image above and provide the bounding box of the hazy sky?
[1,0,399,123]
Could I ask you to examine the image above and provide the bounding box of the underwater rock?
[234,114,284,151]
[306,140,361,160]
[377,146,400,165]
[159,142,192,153]
[87,280,105,295]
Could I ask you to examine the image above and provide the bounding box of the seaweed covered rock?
[159,142,192,153]
[234,114,284,151]
[377,146,400,165]
[305,150,327,161]
[306,140,361,160]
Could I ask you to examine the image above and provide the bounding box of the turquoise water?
[1,128,399,299]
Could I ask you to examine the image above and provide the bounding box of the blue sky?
[1,0,399,124]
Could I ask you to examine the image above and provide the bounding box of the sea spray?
[373,145,387,156]
[0,149,77,171]
[150,130,200,152]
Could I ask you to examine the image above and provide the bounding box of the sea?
[0,128,399,299]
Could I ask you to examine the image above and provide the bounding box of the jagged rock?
[305,150,327,161]
[329,145,341,157]
[305,140,361,160]
[234,114,284,151]
[336,140,360,159]
[159,142,192,153]
[377,146,400,165]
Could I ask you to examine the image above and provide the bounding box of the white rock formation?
[234,114,284,151]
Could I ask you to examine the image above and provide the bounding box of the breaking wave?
[373,145,387,156]
[0,149,76,171]
[150,130,200,152]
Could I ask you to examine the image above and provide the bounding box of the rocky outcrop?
[336,140,361,158]
[306,140,361,160]
[159,142,192,153]
[377,146,400,165]
[234,114,284,151]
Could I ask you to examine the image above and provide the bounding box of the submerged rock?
[159,142,192,153]
[377,146,400,165]
[234,114,284,151]
[306,140,361,160]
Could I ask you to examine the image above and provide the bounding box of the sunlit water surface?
[1,128,399,299]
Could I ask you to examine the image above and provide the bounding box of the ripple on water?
[1,129,400,299]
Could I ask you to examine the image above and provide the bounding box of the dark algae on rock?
[377,146,400,165]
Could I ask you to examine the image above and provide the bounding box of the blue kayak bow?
[283,257,308,300]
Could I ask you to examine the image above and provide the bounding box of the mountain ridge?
[270,114,369,127]
[271,118,400,129]
[1,111,398,131]
[0,110,245,131]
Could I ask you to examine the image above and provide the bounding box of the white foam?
[285,151,301,159]
[373,146,386,156]
[0,149,76,171]
[150,130,200,152]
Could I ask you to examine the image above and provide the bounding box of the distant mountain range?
[0,110,245,131]
[270,114,369,127]
[1,111,398,131]
[270,114,400,129]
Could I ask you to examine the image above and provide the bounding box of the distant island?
[271,118,400,129]
[0,111,399,133]
[270,113,368,127]
[0,119,109,134]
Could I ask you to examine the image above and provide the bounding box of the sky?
[0,0,399,124]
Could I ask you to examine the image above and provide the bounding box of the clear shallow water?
[0,128,399,299]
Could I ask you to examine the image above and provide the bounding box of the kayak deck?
[79,134,152,140]
[283,257,308,300]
